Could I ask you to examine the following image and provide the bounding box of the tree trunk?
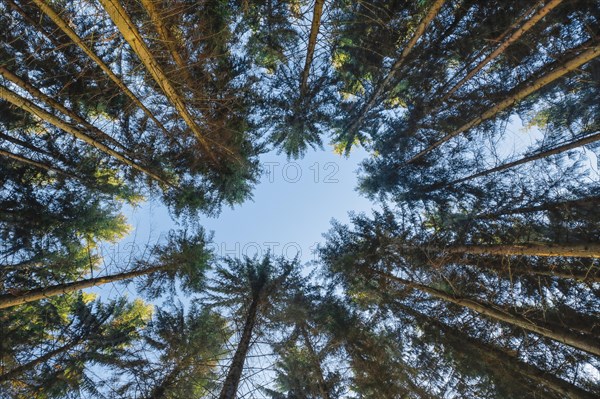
[344,0,446,141]
[0,339,79,382]
[139,0,195,87]
[0,148,76,179]
[218,295,260,399]
[407,42,600,164]
[372,269,600,356]
[300,325,330,399]
[300,0,325,97]
[98,0,224,163]
[446,243,600,258]
[402,305,596,399]
[462,257,600,283]
[0,84,173,187]
[0,266,163,309]
[440,0,563,102]
[473,196,600,220]
[448,131,600,186]
[0,66,128,152]
[30,0,170,139]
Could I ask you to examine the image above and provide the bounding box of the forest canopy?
[1,0,599,398]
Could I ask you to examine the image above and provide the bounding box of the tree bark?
[30,0,170,139]
[300,0,325,97]
[473,196,600,220]
[139,0,195,87]
[0,265,163,309]
[0,148,76,179]
[344,0,446,142]
[218,295,260,399]
[372,269,600,356]
[402,305,596,399]
[446,243,600,258]
[406,42,600,164]
[449,131,600,186]
[0,66,128,152]
[0,84,173,187]
[98,0,226,163]
[0,340,79,383]
[440,0,563,102]
[300,325,330,399]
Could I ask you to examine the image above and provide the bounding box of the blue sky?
[98,145,374,283]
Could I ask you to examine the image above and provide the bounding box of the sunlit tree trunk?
[402,305,596,399]
[372,269,600,356]
[344,0,446,141]
[300,0,325,97]
[0,266,163,309]
[0,85,173,187]
[407,42,600,164]
[30,0,170,138]
[448,131,600,186]
[446,243,600,258]
[0,66,128,152]
[440,0,564,102]
[98,0,223,163]
[139,0,195,87]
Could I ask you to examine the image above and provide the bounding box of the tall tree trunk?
[0,148,76,179]
[401,305,596,399]
[0,66,128,152]
[218,295,260,399]
[30,0,170,139]
[344,0,446,143]
[300,325,330,399]
[406,42,600,164]
[448,131,600,186]
[300,0,325,97]
[0,265,163,309]
[371,269,600,356]
[446,243,600,258]
[461,257,600,283]
[139,0,195,87]
[473,196,600,220]
[98,0,225,163]
[0,340,79,383]
[0,84,173,187]
[440,0,563,102]
[434,0,543,98]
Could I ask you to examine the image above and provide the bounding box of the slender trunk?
[440,0,563,102]
[218,296,260,399]
[345,0,446,140]
[449,131,600,186]
[0,148,76,179]
[434,1,544,99]
[0,84,173,187]
[406,42,600,164]
[0,66,128,152]
[0,340,79,383]
[462,258,600,283]
[300,0,325,97]
[0,131,53,158]
[402,305,595,399]
[473,196,600,220]
[98,0,224,163]
[372,269,600,356]
[0,265,163,309]
[446,243,600,258]
[139,0,195,87]
[300,325,330,399]
[30,0,170,138]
